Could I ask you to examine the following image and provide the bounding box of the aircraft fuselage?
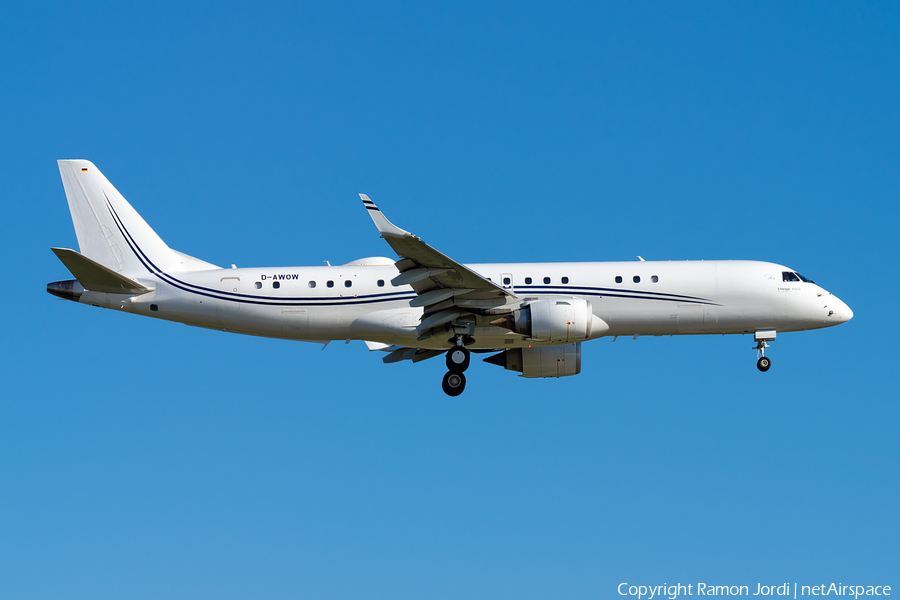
[48,159,853,393]
[60,258,852,349]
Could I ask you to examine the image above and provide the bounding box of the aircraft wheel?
[757,356,771,372]
[442,371,466,396]
[446,346,470,373]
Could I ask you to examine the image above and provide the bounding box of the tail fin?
[57,160,216,276]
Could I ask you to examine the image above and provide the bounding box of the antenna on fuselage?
[637,256,645,261]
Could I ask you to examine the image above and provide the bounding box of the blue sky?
[1,2,897,598]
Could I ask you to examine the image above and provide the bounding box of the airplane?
[47,159,853,396]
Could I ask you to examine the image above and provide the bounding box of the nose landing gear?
[442,338,471,396]
[754,330,775,372]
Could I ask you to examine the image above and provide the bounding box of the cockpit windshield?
[782,271,815,284]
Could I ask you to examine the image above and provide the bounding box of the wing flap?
[363,340,393,351]
[381,347,444,364]
[391,267,450,287]
[409,287,474,308]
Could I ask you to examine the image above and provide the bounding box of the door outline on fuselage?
[219,277,241,311]
[282,308,309,338]
[676,303,704,333]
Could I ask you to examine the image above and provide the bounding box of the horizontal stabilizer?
[51,248,152,294]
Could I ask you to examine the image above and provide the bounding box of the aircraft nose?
[840,300,853,322]
[833,296,853,322]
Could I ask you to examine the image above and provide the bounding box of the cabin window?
[150,304,159,312]
[255,281,262,289]
[615,276,622,283]
[651,275,659,283]
[503,277,511,285]
[633,276,641,283]
[344,280,352,288]
[273,281,280,289]
[308,281,316,288]
[561,276,569,284]
[543,277,551,284]
[525,277,532,284]
[377,279,385,287]
[327,280,334,288]
[782,272,800,282]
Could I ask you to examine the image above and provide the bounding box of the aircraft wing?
[360,194,517,339]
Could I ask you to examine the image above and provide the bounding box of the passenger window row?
[254,279,388,290]
[614,275,659,284]
[521,276,570,285]
[254,273,661,291]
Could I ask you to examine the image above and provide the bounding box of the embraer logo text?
[260,274,300,280]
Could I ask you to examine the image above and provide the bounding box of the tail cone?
[47,279,84,302]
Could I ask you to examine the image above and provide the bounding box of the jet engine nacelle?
[508,298,594,342]
[484,343,582,378]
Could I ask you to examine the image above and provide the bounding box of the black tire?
[757,356,771,372]
[441,371,466,396]
[446,346,471,373]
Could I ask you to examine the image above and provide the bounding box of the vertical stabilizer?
[57,159,186,276]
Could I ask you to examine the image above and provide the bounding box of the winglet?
[359,194,415,239]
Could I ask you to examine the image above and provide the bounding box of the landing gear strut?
[442,338,471,396]
[754,330,775,372]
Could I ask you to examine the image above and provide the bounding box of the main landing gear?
[442,371,466,396]
[442,339,471,396]
[754,330,776,372]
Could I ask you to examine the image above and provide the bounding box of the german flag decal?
[81,168,88,172]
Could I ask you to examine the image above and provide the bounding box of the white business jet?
[48,160,853,395]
